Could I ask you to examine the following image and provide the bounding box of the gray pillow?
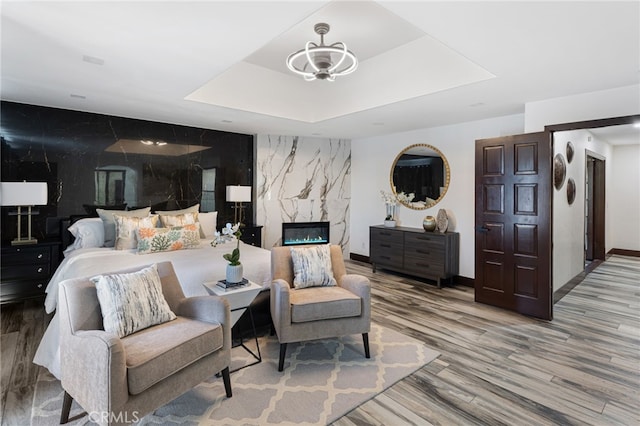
[91,264,176,338]
[290,244,337,289]
[97,207,151,247]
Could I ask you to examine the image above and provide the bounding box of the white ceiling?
[1,1,638,141]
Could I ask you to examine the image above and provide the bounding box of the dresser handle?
[381,244,391,248]
[416,237,432,241]
[37,284,43,288]
[416,250,431,255]
[37,254,43,259]
[381,256,391,260]
[37,267,43,273]
[416,263,431,268]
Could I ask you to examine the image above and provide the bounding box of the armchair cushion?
[122,317,223,395]
[290,286,361,323]
[92,264,176,338]
[290,244,337,289]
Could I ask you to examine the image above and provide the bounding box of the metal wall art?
[566,141,575,163]
[567,178,576,205]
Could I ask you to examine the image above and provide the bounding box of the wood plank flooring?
[0,255,638,425]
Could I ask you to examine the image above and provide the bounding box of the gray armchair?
[58,261,232,425]
[270,245,371,371]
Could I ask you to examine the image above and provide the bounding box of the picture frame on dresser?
[369,225,459,288]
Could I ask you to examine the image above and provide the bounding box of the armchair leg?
[221,367,232,398]
[278,343,287,372]
[362,333,370,359]
[60,391,73,424]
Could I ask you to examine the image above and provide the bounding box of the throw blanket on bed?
[34,239,272,379]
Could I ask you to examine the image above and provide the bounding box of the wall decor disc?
[566,141,575,163]
[554,153,566,190]
[567,178,576,205]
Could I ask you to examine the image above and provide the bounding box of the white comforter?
[34,239,272,379]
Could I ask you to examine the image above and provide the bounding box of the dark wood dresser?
[1,240,61,304]
[240,225,263,248]
[370,225,459,287]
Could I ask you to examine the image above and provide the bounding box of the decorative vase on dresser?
[369,225,459,288]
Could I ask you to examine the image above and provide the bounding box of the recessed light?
[469,102,485,107]
[221,120,233,123]
[372,122,384,126]
[70,94,86,99]
[311,133,322,136]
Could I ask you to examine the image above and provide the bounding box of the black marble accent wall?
[1,101,254,242]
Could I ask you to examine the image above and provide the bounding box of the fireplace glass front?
[282,222,330,246]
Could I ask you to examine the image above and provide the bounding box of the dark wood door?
[475,133,552,320]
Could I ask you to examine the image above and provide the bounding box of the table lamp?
[226,185,251,225]
[1,181,48,245]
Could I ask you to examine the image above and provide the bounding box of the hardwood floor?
[0,255,638,425]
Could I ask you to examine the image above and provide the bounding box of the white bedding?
[34,239,272,379]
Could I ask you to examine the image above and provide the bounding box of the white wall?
[551,130,613,291]
[351,114,524,279]
[610,144,640,251]
[524,84,640,132]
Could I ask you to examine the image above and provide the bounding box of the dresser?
[1,240,61,304]
[240,225,263,248]
[370,225,459,288]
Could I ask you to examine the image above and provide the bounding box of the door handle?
[476,226,490,233]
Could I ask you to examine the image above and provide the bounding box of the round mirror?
[390,143,450,210]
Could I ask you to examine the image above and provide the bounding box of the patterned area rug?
[31,323,438,425]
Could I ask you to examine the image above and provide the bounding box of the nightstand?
[1,240,61,304]
[240,225,262,247]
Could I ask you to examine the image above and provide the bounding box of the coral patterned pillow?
[136,225,200,254]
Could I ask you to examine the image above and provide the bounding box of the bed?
[34,215,272,380]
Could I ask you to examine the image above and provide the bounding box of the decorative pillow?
[97,207,151,247]
[91,264,176,338]
[290,244,337,289]
[158,212,205,239]
[154,204,199,216]
[136,225,200,254]
[198,211,218,239]
[113,214,159,250]
[65,217,105,253]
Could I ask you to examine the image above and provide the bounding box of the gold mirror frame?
[389,143,451,210]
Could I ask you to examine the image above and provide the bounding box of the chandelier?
[286,23,358,82]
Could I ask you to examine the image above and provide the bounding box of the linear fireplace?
[282,222,330,246]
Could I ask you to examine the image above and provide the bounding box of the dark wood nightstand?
[240,225,263,248]
[1,240,61,304]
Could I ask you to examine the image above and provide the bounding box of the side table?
[203,280,262,371]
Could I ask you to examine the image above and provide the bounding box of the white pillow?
[198,212,218,238]
[65,218,105,253]
[91,264,176,338]
[290,244,337,289]
[97,207,151,247]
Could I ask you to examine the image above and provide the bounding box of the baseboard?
[607,248,640,258]
[453,276,474,288]
[553,259,603,304]
[349,253,370,263]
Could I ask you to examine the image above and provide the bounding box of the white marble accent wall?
[256,135,351,254]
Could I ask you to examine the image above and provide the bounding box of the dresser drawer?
[1,263,50,280]
[404,233,445,250]
[370,245,403,265]
[370,228,403,245]
[403,255,445,276]
[0,279,48,303]
[2,246,51,264]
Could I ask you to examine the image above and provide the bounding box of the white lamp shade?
[0,182,48,206]
[226,185,251,202]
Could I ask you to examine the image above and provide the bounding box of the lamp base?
[11,237,38,246]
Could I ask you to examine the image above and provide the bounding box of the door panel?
[475,133,552,320]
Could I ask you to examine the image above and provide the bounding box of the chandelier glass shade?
[286,23,358,82]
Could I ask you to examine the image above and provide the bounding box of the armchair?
[270,245,371,371]
[58,261,232,425]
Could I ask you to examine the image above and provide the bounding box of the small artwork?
[566,141,575,163]
[554,154,566,190]
[567,178,576,205]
